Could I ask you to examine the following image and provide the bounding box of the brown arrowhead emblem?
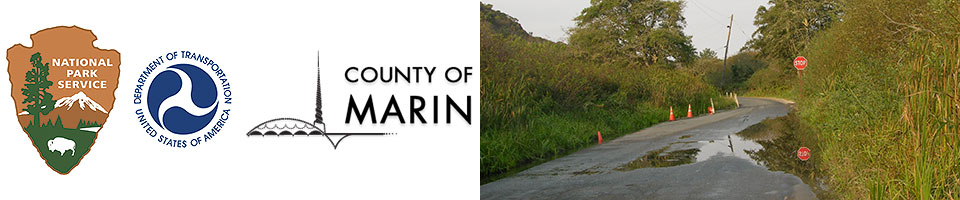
[6,26,120,174]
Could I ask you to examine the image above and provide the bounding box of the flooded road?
[481,97,825,200]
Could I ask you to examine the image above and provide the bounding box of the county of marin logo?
[246,52,474,149]
[6,26,120,174]
[133,50,233,148]
[246,53,393,149]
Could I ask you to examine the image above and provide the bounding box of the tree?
[54,116,64,128]
[697,48,718,60]
[21,52,55,126]
[727,51,767,84]
[745,0,841,62]
[568,0,695,67]
[480,3,530,38]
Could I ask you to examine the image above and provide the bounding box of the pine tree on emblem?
[22,52,55,126]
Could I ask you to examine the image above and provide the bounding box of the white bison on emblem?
[47,137,76,156]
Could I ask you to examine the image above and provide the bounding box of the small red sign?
[794,56,807,71]
[797,147,811,161]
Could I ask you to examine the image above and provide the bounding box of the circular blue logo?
[146,63,219,135]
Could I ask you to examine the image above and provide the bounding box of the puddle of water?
[572,168,603,175]
[617,112,808,170]
[614,146,699,171]
[615,111,831,197]
[616,134,763,171]
[692,134,764,163]
[737,113,831,198]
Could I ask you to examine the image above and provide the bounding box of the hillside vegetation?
[480,2,735,183]
[743,0,960,198]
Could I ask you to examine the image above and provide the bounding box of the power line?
[688,0,726,25]
[689,0,725,18]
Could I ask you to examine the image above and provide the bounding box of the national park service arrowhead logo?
[6,26,120,174]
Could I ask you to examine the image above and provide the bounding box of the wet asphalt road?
[480,97,817,200]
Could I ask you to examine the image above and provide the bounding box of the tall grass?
[745,0,960,198]
[897,39,960,200]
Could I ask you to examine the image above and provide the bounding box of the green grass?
[481,104,666,183]
[741,1,960,198]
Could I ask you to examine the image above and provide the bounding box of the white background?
[0,0,479,199]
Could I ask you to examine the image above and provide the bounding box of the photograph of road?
[480,0,960,199]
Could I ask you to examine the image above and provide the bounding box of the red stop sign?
[797,147,811,161]
[794,56,807,71]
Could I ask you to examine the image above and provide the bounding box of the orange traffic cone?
[708,98,716,115]
[687,104,693,118]
[597,131,603,144]
[669,106,675,121]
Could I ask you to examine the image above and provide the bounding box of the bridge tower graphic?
[245,52,392,149]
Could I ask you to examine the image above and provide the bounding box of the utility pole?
[720,14,733,90]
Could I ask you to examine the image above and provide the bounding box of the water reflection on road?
[616,111,831,198]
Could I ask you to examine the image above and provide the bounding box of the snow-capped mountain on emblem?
[54,91,108,114]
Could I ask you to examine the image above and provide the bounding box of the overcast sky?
[482,0,769,56]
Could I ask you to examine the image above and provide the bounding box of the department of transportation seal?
[133,50,233,148]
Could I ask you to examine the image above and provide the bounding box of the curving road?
[481,97,817,200]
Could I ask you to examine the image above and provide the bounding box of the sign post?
[794,56,806,87]
[794,56,809,161]
[794,56,807,71]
